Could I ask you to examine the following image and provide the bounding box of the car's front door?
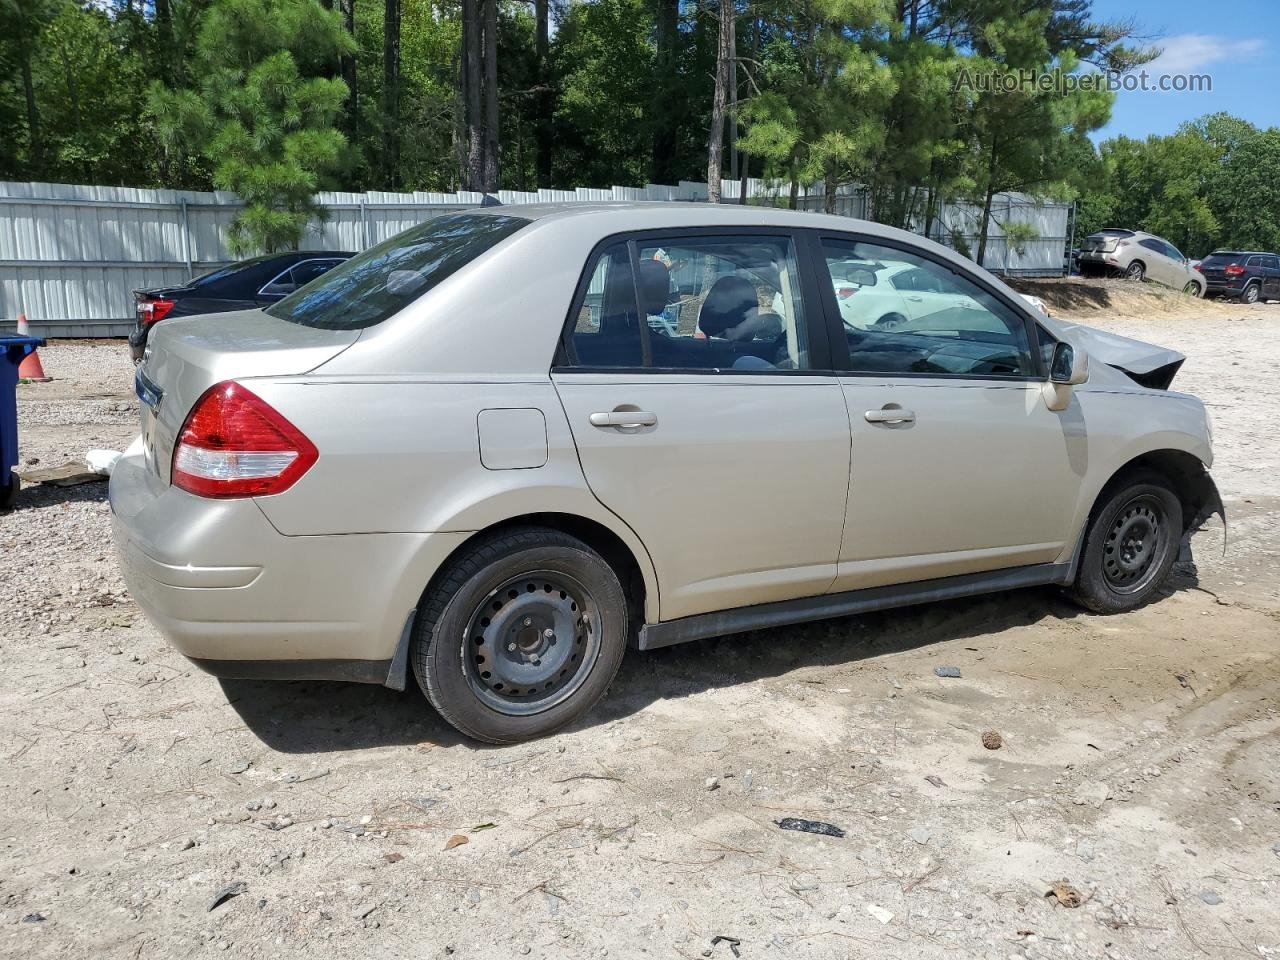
[1262,255,1280,299]
[816,235,1087,591]
[552,232,852,621]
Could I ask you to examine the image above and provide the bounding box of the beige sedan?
[112,204,1223,743]
[1079,228,1204,295]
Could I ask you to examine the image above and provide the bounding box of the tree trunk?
[382,0,401,187]
[20,51,40,171]
[728,13,738,184]
[534,0,552,187]
[976,135,999,265]
[155,0,174,83]
[738,149,748,204]
[60,44,87,179]
[481,0,499,192]
[462,0,484,190]
[706,0,732,203]
[340,0,358,143]
[788,172,799,210]
[650,0,678,184]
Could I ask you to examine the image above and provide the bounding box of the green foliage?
[1078,113,1280,258]
[148,0,354,252]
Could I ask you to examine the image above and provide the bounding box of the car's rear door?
[551,230,851,621]
[814,233,1086,591]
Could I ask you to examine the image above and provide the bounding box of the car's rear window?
[266,213,529,330]
[1202,252,1247,265]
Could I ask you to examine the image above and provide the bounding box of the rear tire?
[1125,261,1146,281]
[412,526,628,744]
[1239,282,1260,304]
[1067,472,1182,614]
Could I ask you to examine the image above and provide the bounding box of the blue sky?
[1096,0,1280,140]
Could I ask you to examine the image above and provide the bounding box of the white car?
[828,260,990,329]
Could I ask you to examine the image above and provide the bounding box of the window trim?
[552,226,836,376]
[811,230,1049,382]
[257,258,344,298]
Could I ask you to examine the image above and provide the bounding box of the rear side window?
[266,214,528,329]
[562,235,810,371]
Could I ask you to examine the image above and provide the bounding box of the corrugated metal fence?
[0,178,1070,337]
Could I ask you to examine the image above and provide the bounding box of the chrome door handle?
[864,408,916,425]
[589,410,657,429]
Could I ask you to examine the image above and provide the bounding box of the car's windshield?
[266,213,529,330]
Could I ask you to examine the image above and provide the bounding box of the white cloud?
[1148,34,1265,74]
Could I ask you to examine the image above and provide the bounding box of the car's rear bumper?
[1203,280,1249,297]
[109,447,469,684]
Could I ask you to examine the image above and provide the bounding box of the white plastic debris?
[86,448,123,476]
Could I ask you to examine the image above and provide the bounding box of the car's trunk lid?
[136,309,359,484]
[1081,230,1133,255]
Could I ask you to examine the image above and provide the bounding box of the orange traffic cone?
[15,314,51,382]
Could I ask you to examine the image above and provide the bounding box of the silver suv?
[112,205,1222,743]
[1079,228,1204,295]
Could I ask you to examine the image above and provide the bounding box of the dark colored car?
[130,251,354,361]
[1196,250,1280,304]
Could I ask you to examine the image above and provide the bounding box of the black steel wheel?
[463,571,601,716]
[1067,472,1182,614]
[412,526,628,743]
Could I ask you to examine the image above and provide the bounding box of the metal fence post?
[180,198,193,280]
[359,199,370,250]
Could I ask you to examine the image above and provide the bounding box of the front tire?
[412,527,628,744]
[1183,281,1202,297]
[1067,472,1182,614]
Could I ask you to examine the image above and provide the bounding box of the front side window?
[267,214,528,329]
[822,238,1035,378]
[563,234,810,371]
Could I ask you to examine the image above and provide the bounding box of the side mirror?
[1050,342,1088,385]
[1044,342,1088,411]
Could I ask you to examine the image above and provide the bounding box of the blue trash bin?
[1,334,46,511]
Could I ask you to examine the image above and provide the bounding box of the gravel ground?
[1,315,1278,960]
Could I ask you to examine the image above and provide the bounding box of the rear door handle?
[864,408,916,425]
[589,410,658,429]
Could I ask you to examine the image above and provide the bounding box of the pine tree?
[148,0,355,253]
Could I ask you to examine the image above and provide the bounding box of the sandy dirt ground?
[2,294,1278,960]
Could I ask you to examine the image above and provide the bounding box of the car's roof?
[468,201,878,231]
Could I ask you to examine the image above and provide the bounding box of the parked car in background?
[113,205,1221,744]
[1196,250,1280,304]
[130,251,354,361]
[1078,229,1203,295]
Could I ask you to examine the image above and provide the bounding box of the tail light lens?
[136,297,176,325]
[836,286,858,299]
[172,381,317,498]
[1194,263,1203,273]
[1225,264,1246,276]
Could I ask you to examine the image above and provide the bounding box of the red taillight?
[1194,263,1203,273]
[137,297,176,325]
[1224,264,1246,276]
[172,381,317,498]
[837,286,858,299]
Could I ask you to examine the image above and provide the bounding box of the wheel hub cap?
[464,573,598,716]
